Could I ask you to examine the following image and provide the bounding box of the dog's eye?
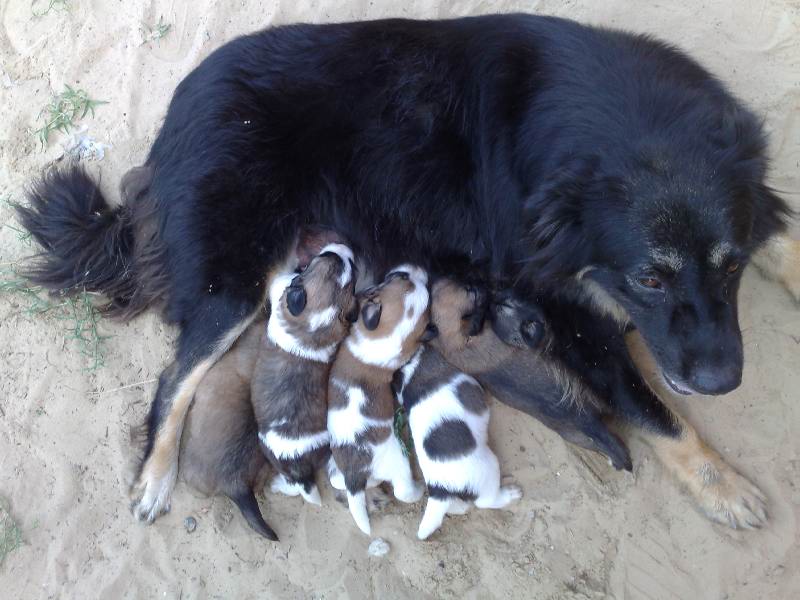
[637,276,662,290]
[726,262,740,275]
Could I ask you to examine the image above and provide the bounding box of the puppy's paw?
[500,484,523,505]
[693,464,768,530]
[394,480,425,504]
[129,470,175,524]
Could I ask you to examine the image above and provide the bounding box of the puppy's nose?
[689,362,742,395]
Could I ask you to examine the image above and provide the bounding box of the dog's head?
[267,244,358,361]
[521,105,790,396]
[345,265,431,370]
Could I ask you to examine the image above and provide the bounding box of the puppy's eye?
[726,262,740,275]
[637,276,662,290]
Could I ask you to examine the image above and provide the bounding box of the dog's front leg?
[545,298,768,529]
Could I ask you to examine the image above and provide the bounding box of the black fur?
[427,484,477,503]
[19,15,789,476]
[16,168,134,307]
[422,419,477,460]
[231,490,279,541]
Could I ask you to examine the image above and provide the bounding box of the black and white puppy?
[395,328,522,540]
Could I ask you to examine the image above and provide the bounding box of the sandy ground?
[1,1,798,598]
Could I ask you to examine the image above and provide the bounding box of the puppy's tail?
[347,490,371,536]
[15,165,166,319]
[232,490,279,541]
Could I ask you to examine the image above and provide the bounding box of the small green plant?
[141,17,172,45]
[1,198,31,246]
[393,406,414,458]
[0,266,109,370]
[0,498,23,566]
[61,290,110,370]
[31,0,70,18]
[34,85,107,147]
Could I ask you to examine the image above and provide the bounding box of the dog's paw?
[693,464,768,530]
[131,478,173,524]
[129,469,176,524]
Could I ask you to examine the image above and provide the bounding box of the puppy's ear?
[286,286,307,316]
[361,302,382,330]
[520,319,545,349]
[345,300,359,323]
[489,298,543,350]
[462,285,489,336]
[420,323,438,342]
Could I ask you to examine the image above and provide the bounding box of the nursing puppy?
[180,321,278,540]
[328,265,430,535]
[429,279,632,472]
[251,244,357,505]
[395,329,523,540]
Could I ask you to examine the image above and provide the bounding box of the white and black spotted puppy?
[251,244,358,505]
[327,265,432,535]
[395,283,522,540]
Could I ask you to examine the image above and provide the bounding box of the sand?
[0,1,798,598]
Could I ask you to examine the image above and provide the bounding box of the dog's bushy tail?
[232,490,279,541]
[15,165,165,319]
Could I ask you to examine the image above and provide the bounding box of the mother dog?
[19,15,789,528]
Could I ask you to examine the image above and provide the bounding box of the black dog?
[18,15,788,528]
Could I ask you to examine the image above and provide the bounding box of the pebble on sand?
[368,538,390,557]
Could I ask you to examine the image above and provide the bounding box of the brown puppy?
[327,265,430,535]
[179,321,278,540]
[252,244,358,505]
[428,279,632,471]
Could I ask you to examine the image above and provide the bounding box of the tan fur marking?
[574,270,630,325]
[707,241,732,268]
[641,413,768,529]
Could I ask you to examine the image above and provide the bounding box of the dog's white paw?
[130,469,176,523]
[694,464,768,529]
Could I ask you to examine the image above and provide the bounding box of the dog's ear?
[345,300,359,323]
[361,302,382,330]
[462,285,489,336]
[750,183,792,248]
[490,303,525,349]
[490,299,546,350]
[520,157,601,282]
[286,286,307,316]
[420,323,438,343]
[520,319,545,349]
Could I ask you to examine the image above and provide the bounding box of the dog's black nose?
[689,363,742,395]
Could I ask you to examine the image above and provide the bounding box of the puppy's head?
[346,265,431,369]
[430,279,546,354]
[268,244,358,361]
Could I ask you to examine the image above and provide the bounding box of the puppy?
[394,311,523,540]
[327,265,430,535]
[180,321,278,540]
[428,279,631,472]
[251,244,358,505]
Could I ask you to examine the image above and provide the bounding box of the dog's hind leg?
[131,294,262,523]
